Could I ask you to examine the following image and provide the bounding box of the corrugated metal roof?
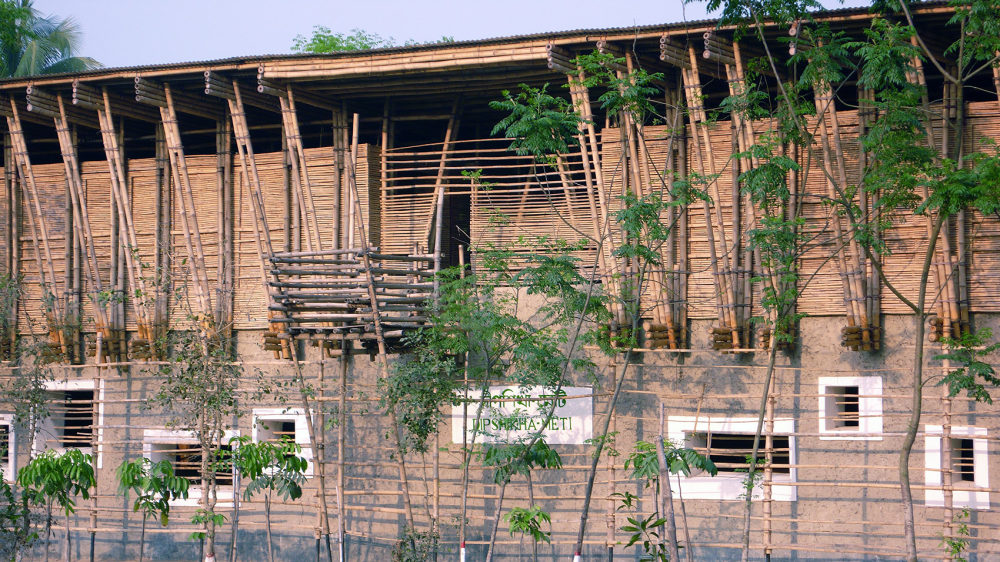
[0,1,947,86]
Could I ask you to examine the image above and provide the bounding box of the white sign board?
[451,386,593,445]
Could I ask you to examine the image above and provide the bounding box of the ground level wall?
[2,312,999,561]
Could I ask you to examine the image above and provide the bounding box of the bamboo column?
[2,96,66,350]
[279,86,321,252]
[906,49,962,342]
[811,78,873,351]
[71,86,157,352]
[422,97,462,255]
[565,64,627,332]
[154,124,170,349]
[46,92,112,356]
[137,79,215,331]
[666,39,741,350]
[219,79,286,358]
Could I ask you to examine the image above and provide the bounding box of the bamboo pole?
[156,83,214,329]
[95,88,154,342]
[5,97,66,349]
[52,94,111,350]
[279,86,321,252]
[422,97,462,251]
[811,80,867,349]
[345,111,416,530]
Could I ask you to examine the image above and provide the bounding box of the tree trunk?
[44,503,52,562]
[527,471,537,562]
[656,437,680,562]
[139,515,146,562]
[740,343,778,562]
[573,353,634,558]
[484,479,509,562]
[900,215,943,561]
[266,494,275,562]
[63,512,70,562]
[230,470,240,562]
[676,475,693,562]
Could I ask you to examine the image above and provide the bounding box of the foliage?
[17,449,94,516]
[490,84,582,161]
[0,467,36,560]
[291,26,393,53]
[116,457,189,527]
[227,436,308,502]
[935,328,1000,404]
[0,0,100,78]
[572,51,663,122]
[379,344,461,454]
[390,527,439,562]
[612,493,669,562]
[188,509,226,541]
[939,508,972,562]
[290,26,456,54]
[482,440,562,487]
[504,505,552,544]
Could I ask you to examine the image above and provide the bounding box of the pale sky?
[32,0,713,68]
[34,0,867,70]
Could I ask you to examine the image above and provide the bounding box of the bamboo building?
[0,2,999,560]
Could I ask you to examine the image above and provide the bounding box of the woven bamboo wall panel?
[170,155,219,329]
[233,151,285,329]
[965,101,1000,312]
[80,161,113,333]
[337,144,380,249]
[601,125,677,307]
[17,162,67,334]
[432,137,597,272]
[0,166,7,277]
[126,157,161,332]
[684,121,739,320]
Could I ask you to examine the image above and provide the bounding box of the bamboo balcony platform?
[266,248,435,344]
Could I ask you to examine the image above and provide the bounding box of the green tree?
[17,449,95,562]
[116,458,190,562]
[0,0,100,78]
[695,1,1000,559]
[147,330,245,562]
[290,27,393,53]
[227,436,308,562]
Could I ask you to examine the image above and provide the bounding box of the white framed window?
[142,429,239,506]
[251,408,314,476]
[818,376,882,440]
[925,425,989,509]
[667,416,796,501]
[35,379,105,468]
[0,414,15,481]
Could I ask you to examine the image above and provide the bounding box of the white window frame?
[667,416,797,502]
[34,379,104,468]
[817,376,883,440]
[251,408,314,476]
[924,425,990,510]
[0,414,15,482]
[142,428,239,507]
